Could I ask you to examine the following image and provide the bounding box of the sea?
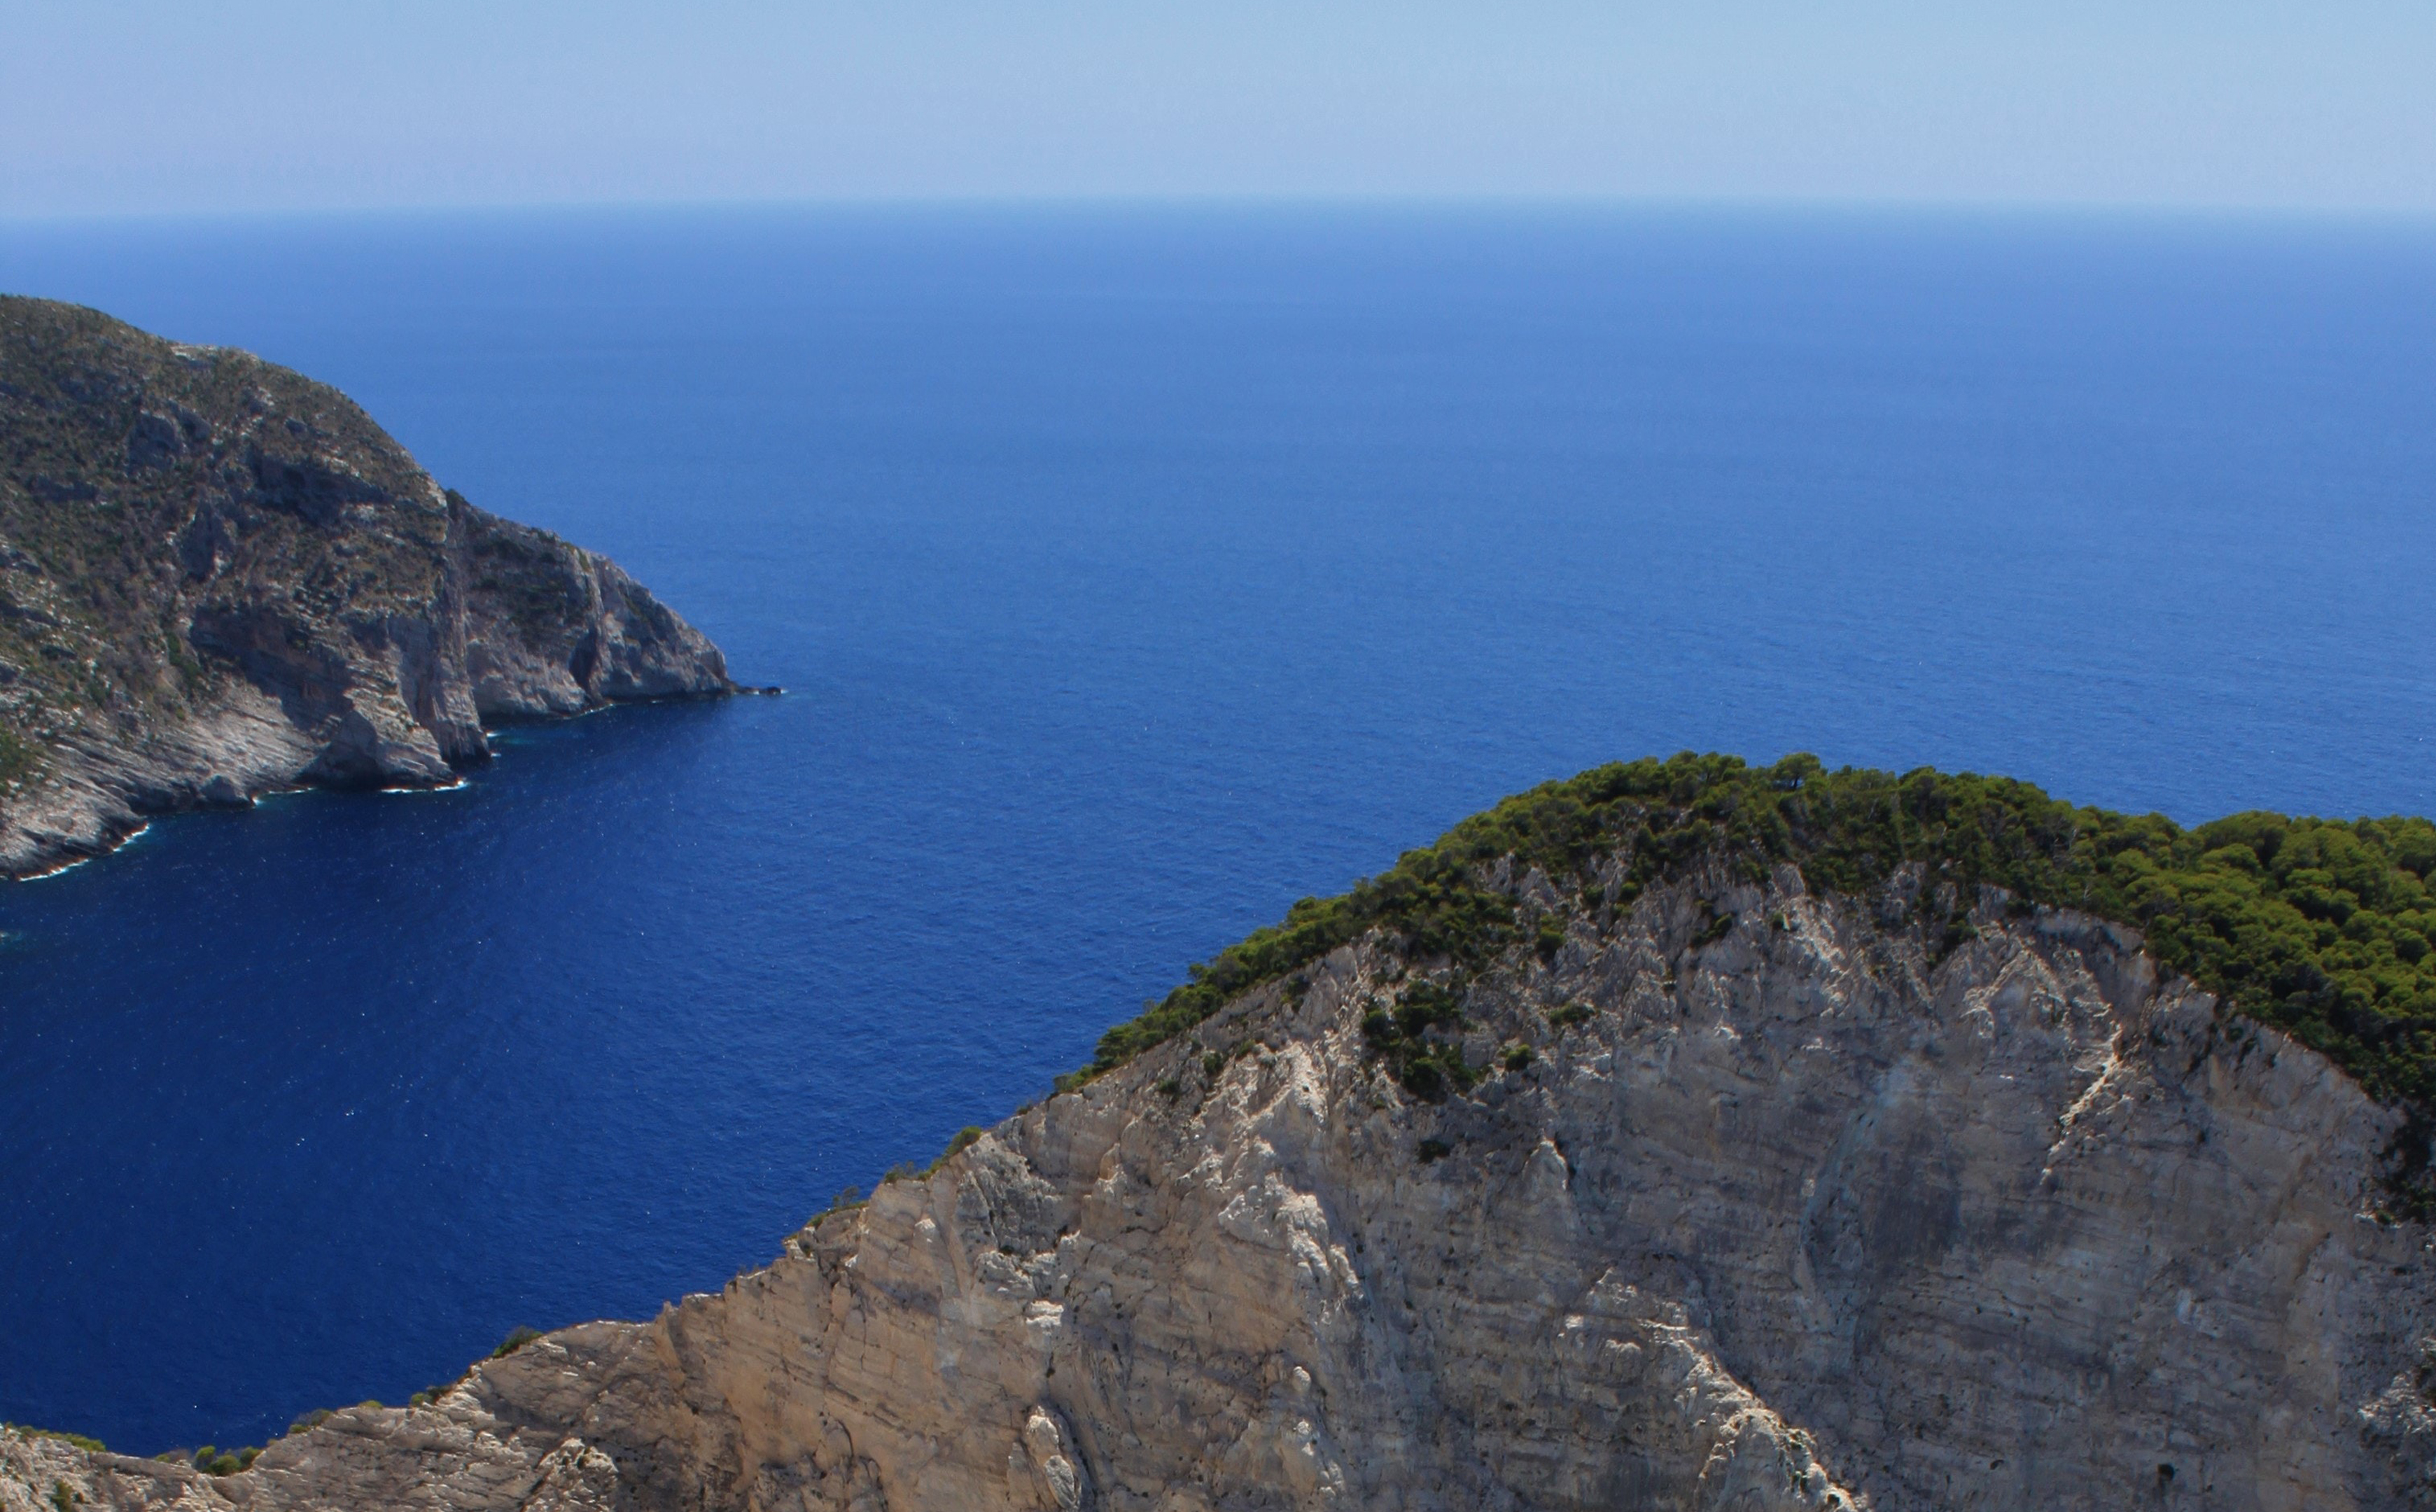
[0,203,2430,1453]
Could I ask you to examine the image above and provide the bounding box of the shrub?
[925,1126,986,1173]
[1393,982,1464,1038]
[190,1445,257,1476]
[284,1409,333,1438]
[6,1424,104,1454]
[489,1327,542,1359]
[1355,980,1478,1100]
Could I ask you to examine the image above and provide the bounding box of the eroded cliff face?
[0,296,733,876]
[22,863,2436,1511]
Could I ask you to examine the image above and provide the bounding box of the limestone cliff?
[17,858,2436,1510]
[0,295,734,877]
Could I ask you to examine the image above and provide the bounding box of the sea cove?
[3,205,2434,1453]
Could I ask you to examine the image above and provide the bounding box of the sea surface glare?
[0,206,2430,1451]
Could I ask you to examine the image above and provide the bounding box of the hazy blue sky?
[4,1,2432,216]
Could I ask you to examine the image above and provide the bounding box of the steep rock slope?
[23,862,2436,1511]
[0,295,733,876]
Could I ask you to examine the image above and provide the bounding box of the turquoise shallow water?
[0,204,2431,1452]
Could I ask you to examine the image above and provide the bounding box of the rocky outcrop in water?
[20,860,2436,1510]
[0,295,734,877]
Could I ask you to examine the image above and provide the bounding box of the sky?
[2,1,2432,218]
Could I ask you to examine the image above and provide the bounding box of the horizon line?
[8,191,2436,234]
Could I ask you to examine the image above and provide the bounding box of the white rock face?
[22,870,2436,1509]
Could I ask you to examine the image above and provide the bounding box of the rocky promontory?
[12,755,2436,1510]
[0,295,734,876]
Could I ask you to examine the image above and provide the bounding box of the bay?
[1,204,2430,1450]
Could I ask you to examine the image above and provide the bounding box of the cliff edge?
[14,757,2436,1511]
[0,295,734,877]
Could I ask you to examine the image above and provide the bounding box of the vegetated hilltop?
[1088,751,2436,1198]
[0,295,735,876]
[17,753,2436,1511]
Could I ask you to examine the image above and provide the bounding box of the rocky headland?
[10,755,2436,1511]
[0,295,735,878]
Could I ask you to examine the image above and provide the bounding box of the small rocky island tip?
[0,295,738,877]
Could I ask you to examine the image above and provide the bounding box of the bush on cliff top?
[1075,751,2436,1135]
[6,1424,104,1453]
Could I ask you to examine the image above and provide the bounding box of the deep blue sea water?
[0,204,2431,1453]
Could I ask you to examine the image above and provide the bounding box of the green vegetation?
[1360,980,1476,1100]
[188,1445,260,1476]
[456,493,592,632]
[405,1375,465,1407]
[927,1126,985,1173]
[6,1424,104,1453]
[489,1326,542,1359]
[1690,904,1736,950]
[0,723,35,784]
[1070,752,2436,1195]
[1073,839,1522,1087]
